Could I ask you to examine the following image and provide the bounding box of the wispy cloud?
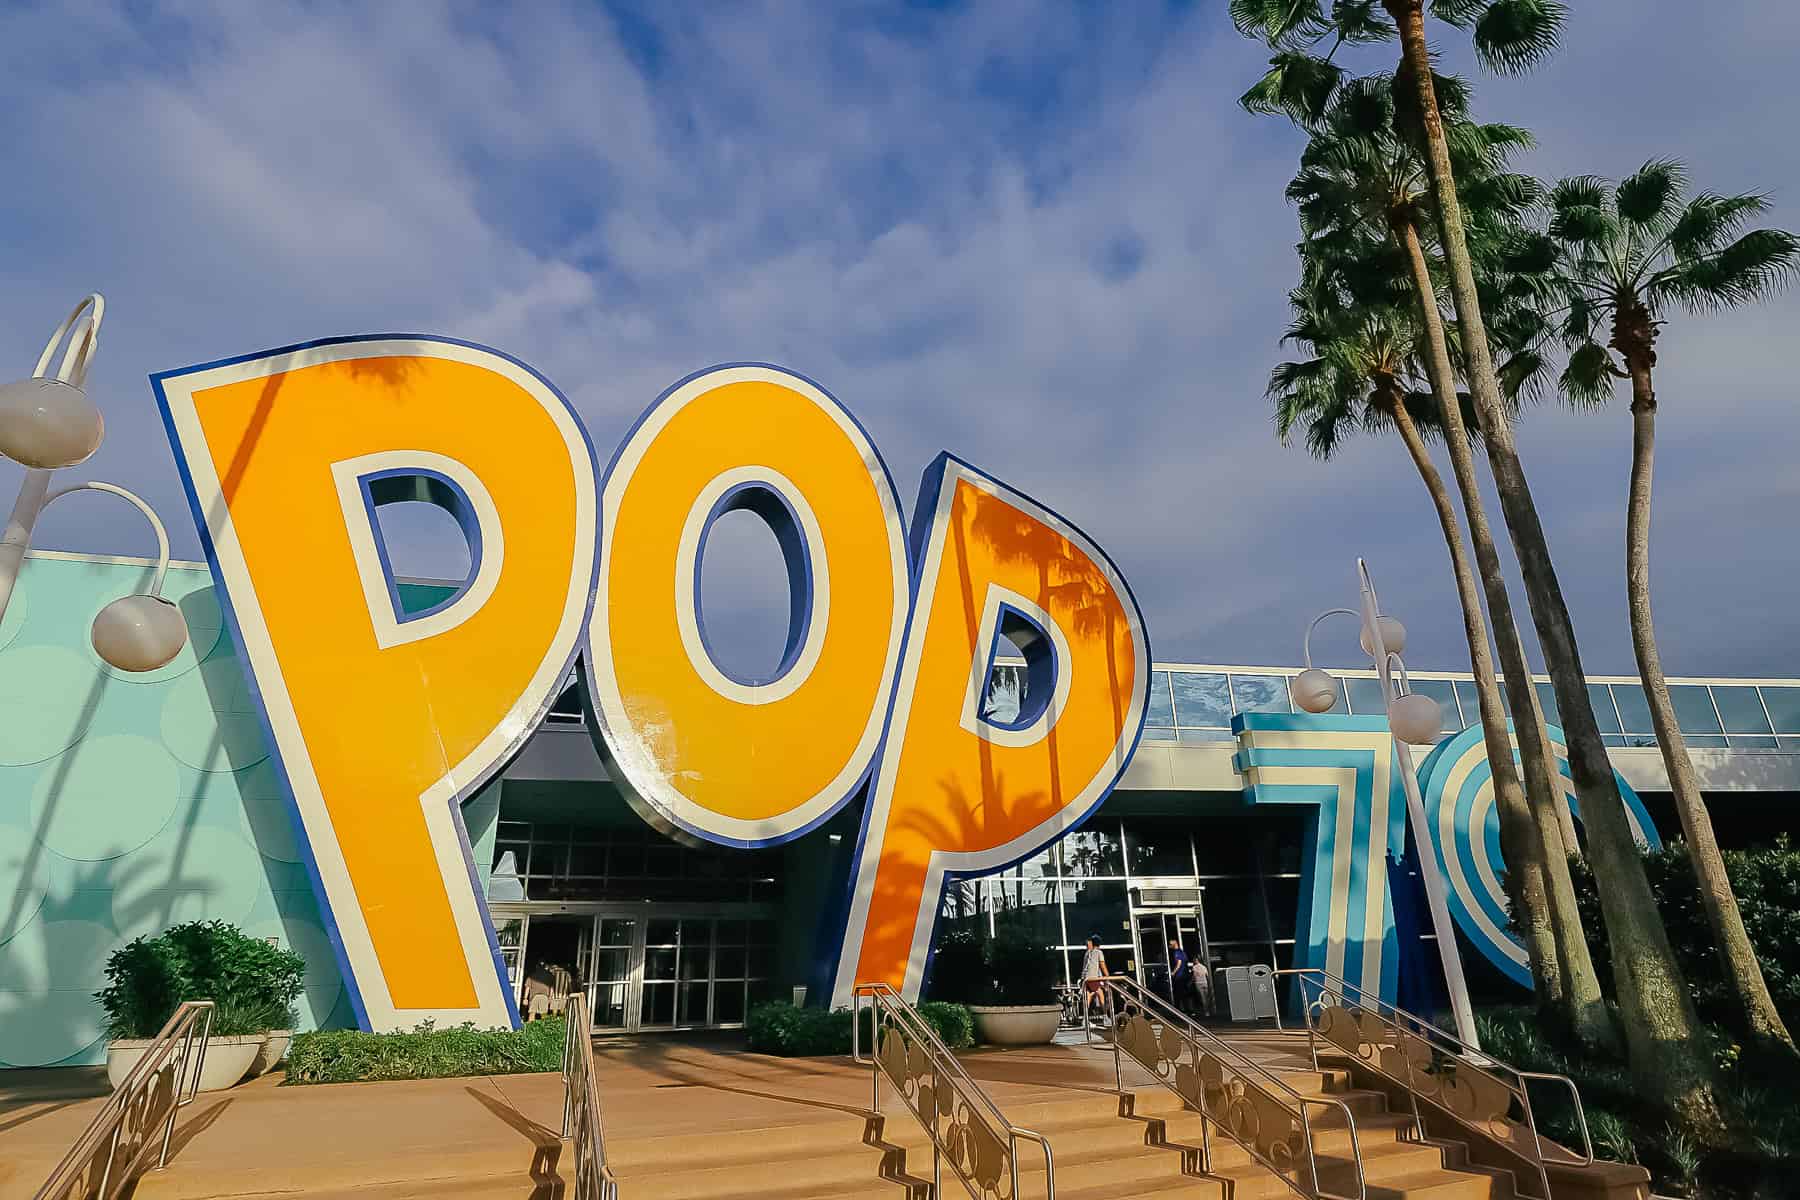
[0,0,1793,677]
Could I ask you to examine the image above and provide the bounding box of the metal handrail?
[1092,975,1365,1200]
[1272,967,1594,1200]
[852,982,1055,1200]
[560,993,620,1200]
[34,1000,215,1200]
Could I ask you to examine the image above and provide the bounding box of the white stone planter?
[107,1034,267,1093]
[249,1030,292,1077]
[969,1005,1061,1046]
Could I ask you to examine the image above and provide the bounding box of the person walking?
[1081,935,1110,1026]
[1169,945,1195,1017]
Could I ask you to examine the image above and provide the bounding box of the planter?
[969,1005,1061,1046]
[249,1030,293,1077]
[107,1034,267,1093]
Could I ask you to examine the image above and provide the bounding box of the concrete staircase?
[602,1059,1520,1200]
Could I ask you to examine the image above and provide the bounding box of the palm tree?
[1285,78,1614,1046]
[1268,288,1576,1010]
[1234,1,1721,1121]
[1531,160,1799,1052]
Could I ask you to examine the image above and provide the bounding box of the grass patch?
[1478,1006,1800,1198]
[285,1018,566,1084]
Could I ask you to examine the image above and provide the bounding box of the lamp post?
[1290,558,1479,1047]
[0,295,188,671]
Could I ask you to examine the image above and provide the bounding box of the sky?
[1,0,1796,680]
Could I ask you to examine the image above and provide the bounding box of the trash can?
[792,986,808,1008]
[1247,964,1278,1020]
[1218,966,1252,1021]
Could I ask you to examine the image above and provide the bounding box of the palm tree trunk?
[1514,663,1584,859]
[1385,393,1563,1007]
[1385,0,1718,1124]
[1393,220,1620,1046]
[1626,360,1794,1052]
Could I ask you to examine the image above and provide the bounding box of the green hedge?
[745,1002,975,1057]
[96,920,305,1039]
[1565,836,1800,1031]
[285,1018,566,1084]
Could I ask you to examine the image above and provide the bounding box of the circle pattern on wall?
[159,656,270,771]
[0,820,50,941]
[109,825,266,936]
[1418,721,1661,988]
[0,918,116,1066]
[30,733,180,861]
[0,645,99,765]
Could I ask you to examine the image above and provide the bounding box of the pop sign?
[155,337,1149,1032]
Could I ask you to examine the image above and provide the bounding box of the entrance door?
[1132,907,1212,1014]
[589,916,638,1031]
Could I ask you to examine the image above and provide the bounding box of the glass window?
[1141,727,1177,744]
[1178,728,1234,744]
[1195,819,1255,876]
[1201,879,1271,943]
[1265,878,1300,938]
[991,891,1063,948]
[1171,672,1232,728]
[1587,684,1621,734]
[1345,677,1386,716]
[1612,683,1654,735]
[1729,735,1780,750]
[1761,687,1800,733]
[1146,671,1174,727]
[1532,682,1559,726]
[1059,826,1124,876]
[1123,822,1194,878]
[1410,679,1460,728]
[1683,734,1728,748]
[1017,843,1060,881]
[1059,880,1129,945]
[1711,686,1774,735]
[1229,674,1291,715]
[1669,686,1722,734]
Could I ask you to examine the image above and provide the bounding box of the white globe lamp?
[0,376,104,469]
[1388,691,1442,745]
[92,594,188,672]
[1359,614,1407,659]
[1290,668,1339,714]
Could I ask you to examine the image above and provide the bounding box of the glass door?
[590,916,638,1031]
[1132,911,1172,1001]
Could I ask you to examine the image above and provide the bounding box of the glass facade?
[1129,665,1800,753]
[936,813,1308,988]
[487,820,783,904]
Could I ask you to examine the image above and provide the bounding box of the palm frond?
[1231,0,1333,49]
[1652,228,1800,312]
[1329,0,1397,43]
[1615,158,1688,231]
[1668,192,1772,259]
[1547,176,1615,245]
[1472,0,1567,74]
[1429,0,1490,27]
[1240,52,1344,126]
[1559,341,1619,408]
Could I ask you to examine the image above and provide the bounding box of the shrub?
[744,1001,975,1056]
[285,1018,565,1084]
[1563,837,1800,1032]
[96,920,305,1039]
[927,926,987,1005]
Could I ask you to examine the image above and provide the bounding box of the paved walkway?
[0,1026,1318,1199]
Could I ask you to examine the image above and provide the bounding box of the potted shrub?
[925,925,987,1006]
[97,920,305,1091]
[968,921,1061,1046]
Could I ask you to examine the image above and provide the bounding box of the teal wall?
[0,555,352,1067]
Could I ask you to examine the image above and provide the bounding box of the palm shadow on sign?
[212,352,423,531]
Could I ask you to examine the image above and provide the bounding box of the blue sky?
[1,0,1796,678]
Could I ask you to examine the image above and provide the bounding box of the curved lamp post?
[0,295,188,671]
[1290,558,1479,1047]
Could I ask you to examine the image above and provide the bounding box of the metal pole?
[1356,559,1479,1048]
[0,469,50,627]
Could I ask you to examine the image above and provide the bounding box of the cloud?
[0,0,1793,678]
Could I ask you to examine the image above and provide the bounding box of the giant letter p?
[156,338,597,1031]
